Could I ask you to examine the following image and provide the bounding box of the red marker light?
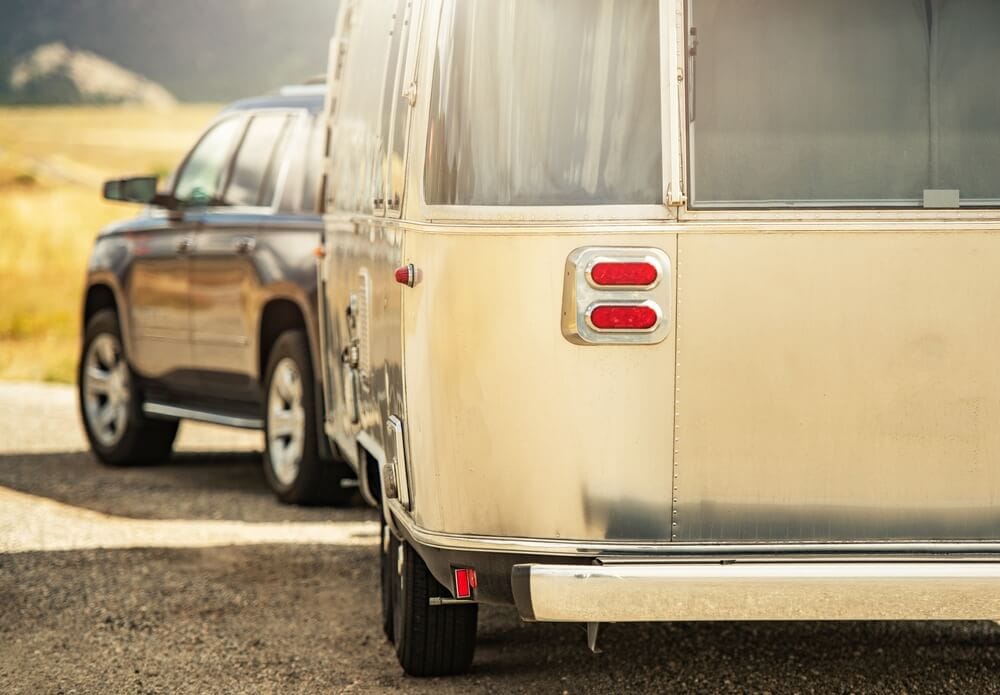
[394,264,415,287]
[590,261,658,287]
[454,568,475,599]
[589,305,659,331]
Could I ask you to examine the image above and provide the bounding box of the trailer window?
[689,0,1000,208]
[424,0,662,207]
[327,0,397,214]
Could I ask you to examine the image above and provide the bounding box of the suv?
[78,86,353,505]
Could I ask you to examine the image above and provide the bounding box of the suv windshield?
[689,0,1000,209]
[424,0,662,207]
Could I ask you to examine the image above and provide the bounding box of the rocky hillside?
[9,43,176,107]
[0,0,339,103]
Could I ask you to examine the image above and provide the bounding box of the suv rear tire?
[262,329,354,505]
[79,309,178,466]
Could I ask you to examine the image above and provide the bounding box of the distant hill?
[0,0,340,103]
[10,43,176,107]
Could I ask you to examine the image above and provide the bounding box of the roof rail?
[278,83,327,97]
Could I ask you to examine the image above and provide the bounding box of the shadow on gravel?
[0,450,373,523]
[2,544,999,694]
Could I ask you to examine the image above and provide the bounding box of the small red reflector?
[591,262,658,287]
[590,305,658,331]
[454,568,473,599]
[394,264,415,287]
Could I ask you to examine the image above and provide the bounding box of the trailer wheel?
[263,330,354,506]
[391,538,478,676]
[380,513,395,643]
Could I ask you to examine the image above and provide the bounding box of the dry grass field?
[0,105,219,383]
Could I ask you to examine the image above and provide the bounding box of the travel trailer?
[319,0,1000,676]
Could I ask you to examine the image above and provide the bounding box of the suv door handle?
[234,236,257,254]
[176,236,194,254]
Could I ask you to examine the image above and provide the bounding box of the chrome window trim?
[676,206,1000,224]
[385,0,423,220]
[663,0,685,209]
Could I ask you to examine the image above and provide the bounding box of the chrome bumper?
[511,562,1000,622]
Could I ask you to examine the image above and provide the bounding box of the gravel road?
[2,382,1000,693]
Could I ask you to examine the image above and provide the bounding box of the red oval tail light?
[590,261,658,287]
[589,305,659,331]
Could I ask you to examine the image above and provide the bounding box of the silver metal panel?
[517,562,1000,623]
[386,415,411,508]
[674,231,1000,543]
[401,230,677,540]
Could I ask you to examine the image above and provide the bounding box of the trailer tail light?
[454,568,477,600]
[562,247,672,345]
[590,261,658,288]
[588,304,659,331]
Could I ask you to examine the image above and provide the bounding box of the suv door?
[126,115,245,394]
[189,111,297,406]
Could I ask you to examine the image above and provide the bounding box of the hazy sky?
[1,0,341,101]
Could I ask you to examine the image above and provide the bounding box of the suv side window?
[174,116,245,207]
[225,113,293,208]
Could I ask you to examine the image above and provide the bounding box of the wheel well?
[84,284,118,325]
[259,299,308,380]
[361,446,383,507]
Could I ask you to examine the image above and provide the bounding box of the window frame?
[385,0,421,220]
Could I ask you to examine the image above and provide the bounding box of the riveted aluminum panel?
[402,228,678,541]
[674,229,1000,542]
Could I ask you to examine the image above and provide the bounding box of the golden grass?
[0,105,220,382]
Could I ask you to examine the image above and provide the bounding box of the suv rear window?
[225,113,293,208]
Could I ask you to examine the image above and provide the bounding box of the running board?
[142,402,263,430]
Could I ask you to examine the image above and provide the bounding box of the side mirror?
[103,176,172,207]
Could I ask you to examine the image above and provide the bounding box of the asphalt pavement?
[2,382,999,693]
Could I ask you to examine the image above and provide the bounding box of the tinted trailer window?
[688,0,1000,208]
[424,0,662,206]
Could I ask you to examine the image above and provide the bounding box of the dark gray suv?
[78,86,352,505]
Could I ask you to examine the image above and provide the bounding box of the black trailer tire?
[392,539,478,677]
[78,309,178,466]
[262,329,354,506]
[381,513,396,643]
